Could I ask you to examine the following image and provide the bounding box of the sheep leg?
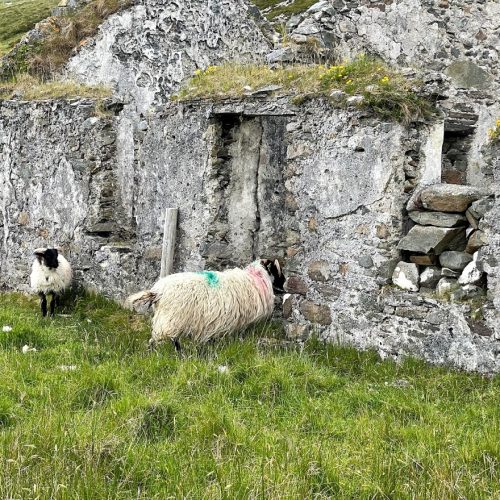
[49,293,57,317]
[147,338,157,352]
[38,293,47,317]
[172,339,182,354]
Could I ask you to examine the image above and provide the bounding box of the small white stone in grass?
[21,345,37,354]
[217,365,229,374]
[58,365,77,371]
[2,325,13,332]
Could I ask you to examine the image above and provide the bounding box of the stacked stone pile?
[393,184,494,300]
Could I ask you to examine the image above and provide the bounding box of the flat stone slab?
[408,210,467,227]
[439,251,473,271]
[420,184,490,213]
[410,254,438,266]
[397,225,463,254]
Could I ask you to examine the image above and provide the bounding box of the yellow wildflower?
[380,76,390,84]
[496,119,500,127]
[194,69,202,76]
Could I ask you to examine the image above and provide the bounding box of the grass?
[0,291,498,498]
[488,119,500,143]
[0,73,111,100]
[0,0,59,56]
[252,0,318,20]
[176,56,435,123]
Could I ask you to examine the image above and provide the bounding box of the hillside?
[0,0,59,56]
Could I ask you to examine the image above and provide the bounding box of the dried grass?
[27,0,134,78]
[0,73,111,100]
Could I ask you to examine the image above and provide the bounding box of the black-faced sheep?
[30,248,72,317]
[127,259,285,352]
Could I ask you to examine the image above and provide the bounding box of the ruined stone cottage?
[0,0,499,372]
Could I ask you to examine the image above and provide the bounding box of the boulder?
[392,262,419,292]
[285,276,308,295]
[397,226,463,254]
[307,260,330,282]
[441,267,460,278]
[468,197,494,220]
[283,294,293,319]
[408,211,467,227]
[299,301,332,325]
[465,209,479,229]
[445,60,493,90]
[458,258,483,285]
[420,184,490,213]
[446,229,467,252]
[465,230,488,254]
[420,267,441,288]
[439,251,473,271]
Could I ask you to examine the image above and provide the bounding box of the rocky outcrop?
[65,0,272,112]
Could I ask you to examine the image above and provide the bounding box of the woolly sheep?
[30,248,72,317]
[127,259,285,352]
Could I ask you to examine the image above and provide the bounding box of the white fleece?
[131,261,275,344]
[30,254,72,294]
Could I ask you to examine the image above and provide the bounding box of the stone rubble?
[392,183,492,307]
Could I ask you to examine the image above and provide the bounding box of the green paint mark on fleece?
[198,271,220,288]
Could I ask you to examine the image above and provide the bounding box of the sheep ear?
[274,259,281,276]
[260,259,271,268]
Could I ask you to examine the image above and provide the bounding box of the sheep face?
[34,248,59,269]
[260,259,285,293]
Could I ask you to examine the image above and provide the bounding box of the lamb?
[30,248,72,317]
[127,259,285,352]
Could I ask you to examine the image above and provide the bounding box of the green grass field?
[0,292,498,498]
[0,0,59,56]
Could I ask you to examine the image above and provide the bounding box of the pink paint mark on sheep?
[247,265,272,299]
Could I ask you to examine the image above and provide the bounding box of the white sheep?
[127,259,285,352]
[30,248,72,317]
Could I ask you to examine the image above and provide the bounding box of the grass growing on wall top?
[0,73,111,100]
[0,291,499,498]
[176,56,435,123]
[0,0,59,56]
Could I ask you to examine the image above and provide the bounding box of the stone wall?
[287,0,499,86]
[284,0,500,188]
[1,96,498,372]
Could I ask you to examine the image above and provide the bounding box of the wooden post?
[160,208,178,278]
